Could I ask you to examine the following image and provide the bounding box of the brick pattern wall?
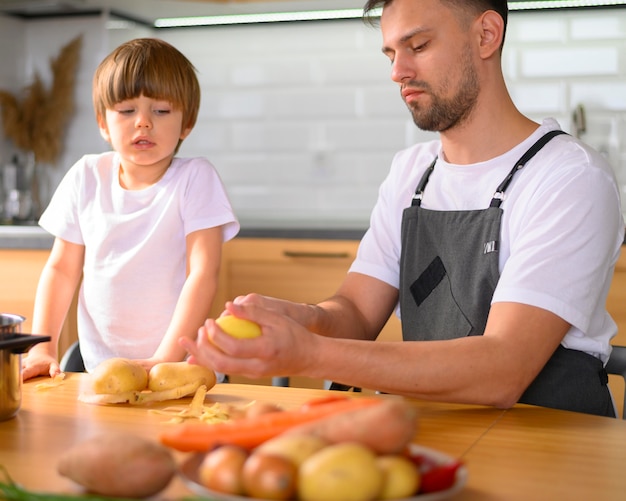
[0,7,625,225]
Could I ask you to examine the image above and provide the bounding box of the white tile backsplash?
[570,17,626,40]
[521,47,619,77]
[509,82,567,114]
[1,7,626,226]
[570,82,626,110]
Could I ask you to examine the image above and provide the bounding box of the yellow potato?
[148,362,217,392]
[298,442,383,501]
[91,358,148,395]
[376,454,421,499]
[215,315,262,339]
[255,435,329,467]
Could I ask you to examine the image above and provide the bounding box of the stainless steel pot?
[0,313,50,421]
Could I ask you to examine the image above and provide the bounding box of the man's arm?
[310,272,400,341]
[234,271,400,342]
[305,301,569,408]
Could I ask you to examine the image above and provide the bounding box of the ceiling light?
[509,0,626,10]
[154,8,380,28]
[153,1,624,29]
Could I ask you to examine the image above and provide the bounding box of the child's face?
[99,94,191,172]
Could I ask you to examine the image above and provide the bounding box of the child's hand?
[21,351,61,381]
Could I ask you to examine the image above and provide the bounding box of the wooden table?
[2,374,626,500]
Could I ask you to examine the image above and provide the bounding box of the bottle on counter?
[2,156,18,223]
[2,155,32,224]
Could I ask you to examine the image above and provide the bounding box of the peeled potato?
[57,431,176,498]
[148,362,217,392]
[216,316,262,339]
[91,358,148,395]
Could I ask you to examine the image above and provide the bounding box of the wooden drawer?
[0,249,77,358]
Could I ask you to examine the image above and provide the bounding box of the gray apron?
[399,130,614,417]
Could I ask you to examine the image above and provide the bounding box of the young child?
[22,38,239,379]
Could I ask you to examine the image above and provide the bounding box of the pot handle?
[0,334,51,354]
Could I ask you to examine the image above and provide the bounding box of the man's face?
[380,0,480,132]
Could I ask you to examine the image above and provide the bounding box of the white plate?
[179,443,467,501]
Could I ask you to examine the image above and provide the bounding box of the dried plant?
[0,35,82,165]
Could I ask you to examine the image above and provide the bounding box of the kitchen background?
[0,4,625,230]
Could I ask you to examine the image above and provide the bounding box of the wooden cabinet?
[0,249,77,359]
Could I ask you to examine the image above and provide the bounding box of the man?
[182,0,624,416]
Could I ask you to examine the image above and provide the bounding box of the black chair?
[606,345,626,419]
[59,340,85,372]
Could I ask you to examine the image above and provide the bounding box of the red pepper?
[407,452,463,494]
[419,460,463,493]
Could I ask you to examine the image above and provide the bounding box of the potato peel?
[149,385,234,424]
[79,381,202,406]
[35,372,66,391]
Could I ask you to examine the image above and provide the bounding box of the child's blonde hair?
[92,38,200,135]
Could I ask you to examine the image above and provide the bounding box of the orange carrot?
[159,396,383,452]
[298,395,350,411]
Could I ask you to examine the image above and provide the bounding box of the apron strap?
[411,157,437,207]
[490,130,568,208]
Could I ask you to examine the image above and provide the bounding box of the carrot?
[299,395,350,411]
[159,397,383,452]
[283,398,419,454]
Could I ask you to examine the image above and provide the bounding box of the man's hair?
[363,0,508,44]
[92,38,200,131]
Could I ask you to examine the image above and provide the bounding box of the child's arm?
[22,238,84,380]
[147,226,223,364]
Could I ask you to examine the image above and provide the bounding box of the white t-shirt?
[350,119,625,362]
[40,152,240,371]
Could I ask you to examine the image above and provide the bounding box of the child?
[22,38,239,379]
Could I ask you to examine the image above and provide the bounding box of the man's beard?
[405,49,480,133]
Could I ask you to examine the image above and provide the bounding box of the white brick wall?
[1,7,625,226]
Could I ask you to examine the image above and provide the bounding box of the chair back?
[606,345,626,419]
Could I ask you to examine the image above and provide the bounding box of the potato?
[242,452,297,500]
[255,435,329,467]
[148,362,217,392]
[215,315,262,338]
[298,442,383,501]
[90,358,148,395]
[376,454,421,499]
[198,445,249,495]
[57,431,176,498]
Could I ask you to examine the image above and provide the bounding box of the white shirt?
[40,152,239,371]
[350,119,624,362]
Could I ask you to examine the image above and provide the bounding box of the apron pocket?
[410,256,446,307]
[403,257,473,341]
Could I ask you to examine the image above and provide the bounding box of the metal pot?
[0,313,50,421]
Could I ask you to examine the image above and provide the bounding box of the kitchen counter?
[0,223,368,249]
[0,225,54,249]
[2,223,623,249]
